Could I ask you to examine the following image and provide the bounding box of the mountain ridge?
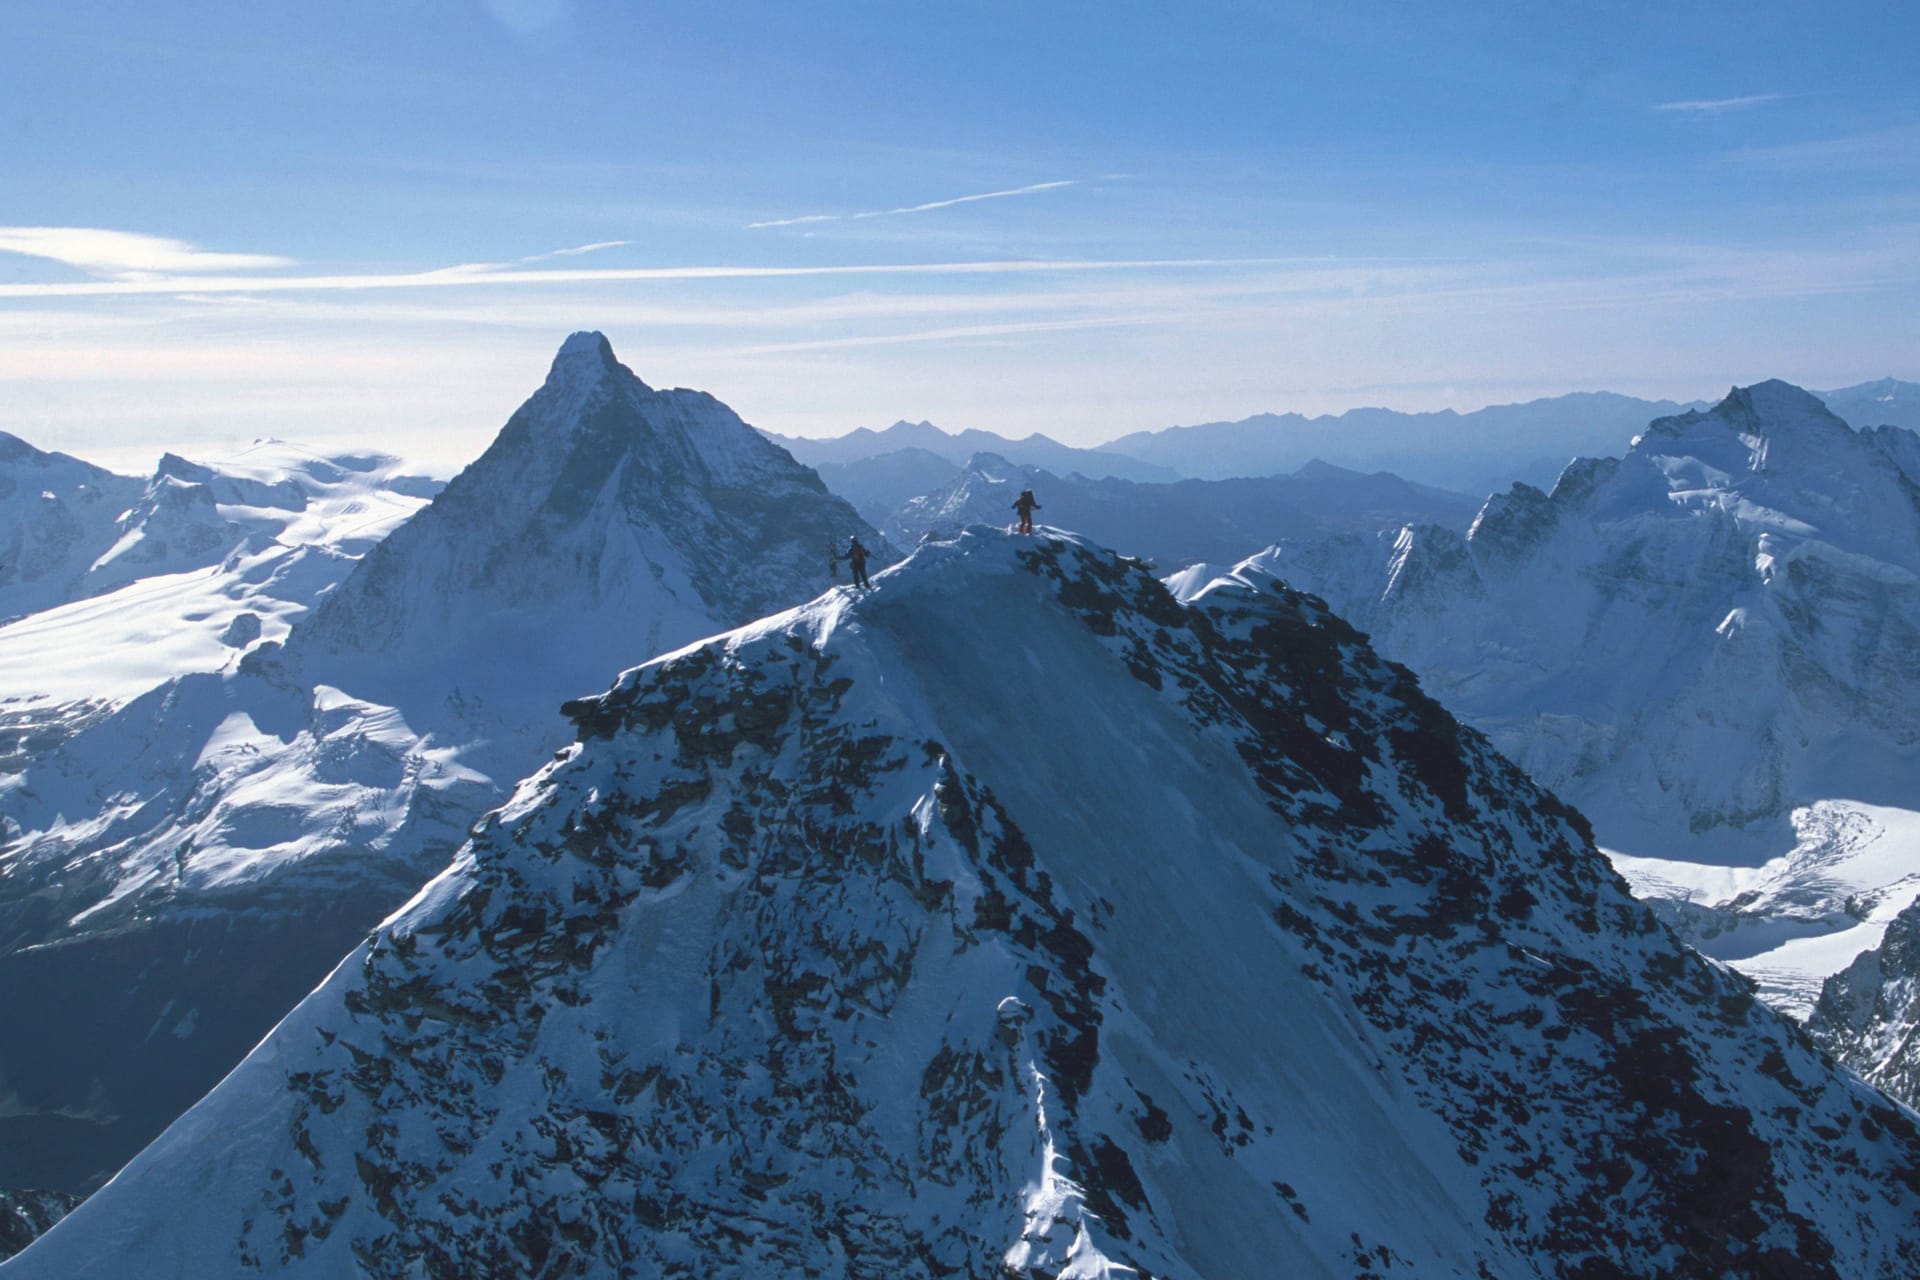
[11,527,1919,1277]
[0,332,883,1196]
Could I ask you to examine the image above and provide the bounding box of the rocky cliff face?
[13,529,1917,1278]
[0,334,881,1194]
[0,1192,79,1265]
[1809,897,1920,1106]
[1244,381,1920,1015]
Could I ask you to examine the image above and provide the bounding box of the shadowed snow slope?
[13,529,1918,1278]
[0,333,881,1193]
[1236,381,1920,1018]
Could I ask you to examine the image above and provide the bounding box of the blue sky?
[3,0,1917,469]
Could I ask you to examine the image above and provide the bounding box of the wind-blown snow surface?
[0,333,882,1193]
[14,529,1919,1278]
[0,440,438,712]
[1228,381,1920,1017]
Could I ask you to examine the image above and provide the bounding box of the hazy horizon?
[6,2,1917,469]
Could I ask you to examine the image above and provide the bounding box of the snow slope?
[11,528,1918,1278]
[0,333,883,1193]
[0,440,438,711]
[1230,381,1920,1016]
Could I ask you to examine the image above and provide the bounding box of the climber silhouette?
[1013,488,1041,534]
[847,536,871,589]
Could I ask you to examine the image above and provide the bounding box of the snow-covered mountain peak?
[297,332,879,678]
[1634,380,1849,480]
[1723,377,1842,426]
[153,449,210,481]
[533,326,645,410]
[1464,480,1556,561]
[954,450,1025,488]
[1605,379,1920,566]
[15,523,1920,1276]
[0,434,143,622]
[1255,377,1920,1017]
[554,327,618,363]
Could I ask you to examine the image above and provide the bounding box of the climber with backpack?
[1013,488,1041,534]
[846,536,872,590]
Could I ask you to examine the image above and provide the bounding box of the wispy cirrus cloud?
[0,254,1292,299]
[538,239,631,258]
[746,180,1078,229]
[1653,93,1781,113]
[0,227,293,278]
[413,239,637,278]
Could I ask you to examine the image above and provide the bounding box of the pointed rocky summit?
[298,330,882,689]
[0,334,883,1197]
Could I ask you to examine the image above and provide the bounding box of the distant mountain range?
[762,418,1179,483]
[887,452,1480,567]
[1105,391,1709,494]
[1815,377,1920,435]
[768,379,1920,500]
